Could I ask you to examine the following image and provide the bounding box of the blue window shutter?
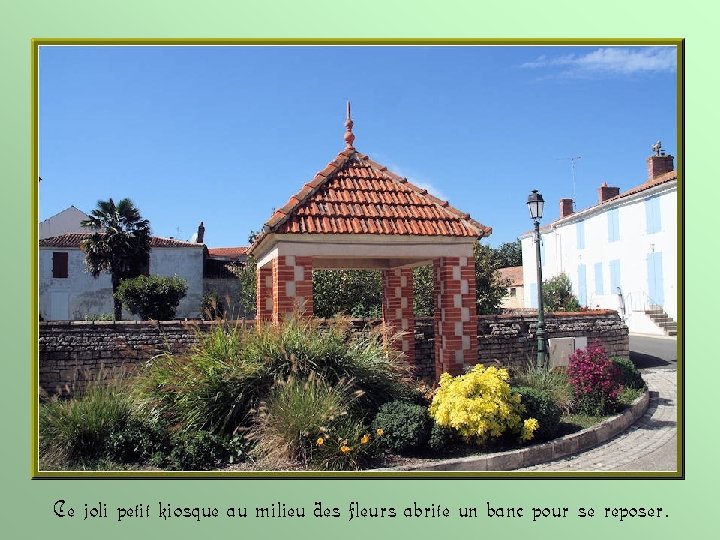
[610,259,621,293]
[528,283,538,308]
[646,196,662,234]
[594,262,604,295]
[608,208,620,242]
[576,221,585,249]
[577,264,587,306]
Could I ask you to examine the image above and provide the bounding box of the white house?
[498,266,525,310]
[520,148,678,335]
[39,206,90,239]
[39,233,205,320]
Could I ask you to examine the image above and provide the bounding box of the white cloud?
[521,47,676,76]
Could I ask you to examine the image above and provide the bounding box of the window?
[52,252,68,278]
[608,207,620,242]
[576,220,585,249]
[610,259,621,293]
[577,264,587,306]
[594,262,604,295]
[646,196,662,234]
[509,287,516,297]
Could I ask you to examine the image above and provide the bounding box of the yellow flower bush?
[429,364,537,442]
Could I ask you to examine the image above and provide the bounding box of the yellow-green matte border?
[31,37,684,480]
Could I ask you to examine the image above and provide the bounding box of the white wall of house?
[521,181,677,334]
[39,207,89,239]
[39,246,205,320]
[149,247,205,318]
[39,248,114,320]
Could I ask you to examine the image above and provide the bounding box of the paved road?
[517,335,678,472]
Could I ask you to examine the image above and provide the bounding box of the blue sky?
[39,45,677,248]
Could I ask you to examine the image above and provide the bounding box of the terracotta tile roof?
[39,233,203,248]
[207,247,248,259]
[253,148,490,250]
[498,266,524,286]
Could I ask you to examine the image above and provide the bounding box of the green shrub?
[250,374,355,466]
[135,317,414,436]
[428,422,457,455]
[543,273,582,311]
[39,383,133,466]
[511,364,574,414]
[166,430,231,471]
[612,357,646,390]
[249,374,381,470]
[115,274,187,320]
[512,386,562,441]
[373,400,431,454]
[106,416,171,464]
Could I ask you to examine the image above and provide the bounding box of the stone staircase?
[644,306,677,336]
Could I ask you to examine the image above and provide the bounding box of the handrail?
[624,290,663,313]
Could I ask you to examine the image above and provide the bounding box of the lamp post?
[527,190,548,369]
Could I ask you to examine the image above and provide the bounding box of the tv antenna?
[557,156,582,202]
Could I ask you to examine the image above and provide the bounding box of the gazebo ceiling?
[249,109,491,268]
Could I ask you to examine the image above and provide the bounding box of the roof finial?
[344,100,355,149]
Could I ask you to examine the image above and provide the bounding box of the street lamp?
[527,189,548,368]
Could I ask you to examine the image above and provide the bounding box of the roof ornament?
[344,100,355,149]
[652,140,665,156]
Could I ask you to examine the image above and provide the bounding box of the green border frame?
[31,37,684,480]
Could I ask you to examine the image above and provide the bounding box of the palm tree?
[80,198,151,320]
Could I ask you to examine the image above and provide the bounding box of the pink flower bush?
[567,341,622,414]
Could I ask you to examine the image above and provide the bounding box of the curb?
[375,390,650,472]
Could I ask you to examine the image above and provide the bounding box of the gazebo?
[248,106,492,377]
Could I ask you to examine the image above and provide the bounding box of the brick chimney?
[646,153,674,181]
[560,198,574,218]
[196,221,205,244]
[598,182,620,203]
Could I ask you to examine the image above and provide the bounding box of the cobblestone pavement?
[517,367,678,472]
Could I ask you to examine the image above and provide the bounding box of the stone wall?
[413,310,629,381]
[39,310,628,396]
[38,320,251,396]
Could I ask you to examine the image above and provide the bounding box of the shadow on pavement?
[630,351,672,369]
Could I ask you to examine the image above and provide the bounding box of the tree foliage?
[236,256,258,318]
[115,275,188,320]
[474,242,512,315]
[494,239,523,268]
[542,273,581,312]
[81,198,151,320]
[313,270,382,318]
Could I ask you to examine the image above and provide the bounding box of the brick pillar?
[272,255,313,323]
[433,255,478,377]
[256,265,273,322]
[382,267,416,362]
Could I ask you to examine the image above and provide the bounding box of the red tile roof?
[498,266,524,286]
[207,247,248,259]
[253,148,490,250]
[39,233,203,248]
